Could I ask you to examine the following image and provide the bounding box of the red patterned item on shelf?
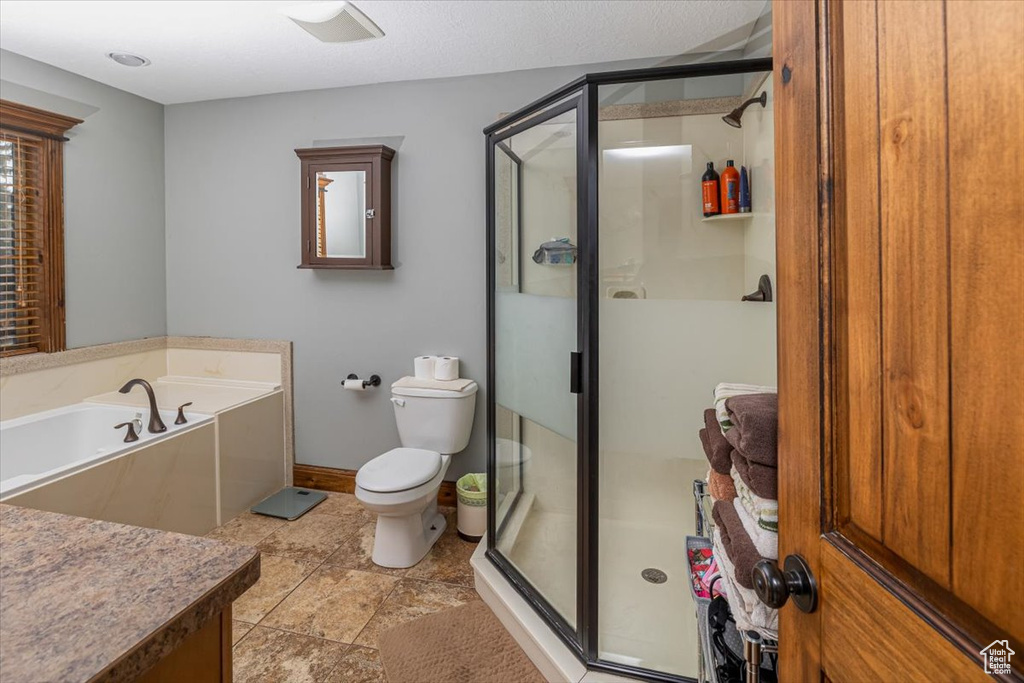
[688,546,725,599]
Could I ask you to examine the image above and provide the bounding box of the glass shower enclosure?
[486,58,776,682]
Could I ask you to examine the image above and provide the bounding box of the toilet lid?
[357,448,442,493]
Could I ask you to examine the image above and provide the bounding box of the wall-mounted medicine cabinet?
[295,145,395,269]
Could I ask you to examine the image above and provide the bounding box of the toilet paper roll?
[434,356,460,381]
[342,379,366,391]
[414,355,437,380]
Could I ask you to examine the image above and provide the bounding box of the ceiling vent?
[281,2,384,43]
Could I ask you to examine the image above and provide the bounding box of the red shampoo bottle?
[720,160,740,214]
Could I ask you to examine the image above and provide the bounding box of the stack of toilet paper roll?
[414,355,460,381]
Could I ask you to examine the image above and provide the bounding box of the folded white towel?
[732,466,779,533]
[713,383,777,433]
[712,528,779,638]
[733,498,778,560]
[392,376,475,392]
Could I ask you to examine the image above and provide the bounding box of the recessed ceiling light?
[281,1,384,43]
[106,52,150,67]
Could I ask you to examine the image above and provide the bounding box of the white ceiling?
[0,1,768,105]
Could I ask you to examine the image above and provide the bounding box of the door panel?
[877,0,952,586]
[833,0,1023,642]
[946,0,1024,642]
[776,0,1023,678]
[833,0,883,542]
[490,101,580,631]
[820,543,987,683]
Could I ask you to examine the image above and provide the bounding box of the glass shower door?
[595,69,776,677]
[489,96,580,631]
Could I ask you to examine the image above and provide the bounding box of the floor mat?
[379,601,546,683]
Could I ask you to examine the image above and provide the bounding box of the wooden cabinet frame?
[295,145,395,270]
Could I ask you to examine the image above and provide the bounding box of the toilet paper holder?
[345,373,381,389]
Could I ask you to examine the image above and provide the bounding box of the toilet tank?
[391,381,478,454]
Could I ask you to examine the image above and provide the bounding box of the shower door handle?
[570,352,581,394]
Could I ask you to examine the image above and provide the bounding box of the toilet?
[355,378,478,568]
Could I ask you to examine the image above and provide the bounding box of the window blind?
[0,99,81,357]
[0,130,49,355]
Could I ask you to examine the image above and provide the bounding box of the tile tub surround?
[0,346,167,421]
[0,334,295,479]
[4,421,219,536]
[0,335,289,377]
[84,382,288,524]
[211,491,481,683]
[4,391,286,535]
[165,337,293,470]
[85,378,276,415]
[0,336,166,376]
[0,504,259,683]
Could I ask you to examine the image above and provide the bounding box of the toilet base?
[371,499,447,568]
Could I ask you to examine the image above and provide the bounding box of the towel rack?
[690,479,779,683]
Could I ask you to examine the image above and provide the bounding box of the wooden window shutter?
[0,100,81,356]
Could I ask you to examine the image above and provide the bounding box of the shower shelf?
[701,213,755,224]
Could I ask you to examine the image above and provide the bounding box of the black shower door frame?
[484,57,773,683]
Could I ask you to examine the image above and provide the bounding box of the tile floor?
[206,492,480,683]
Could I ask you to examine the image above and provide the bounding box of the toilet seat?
[356,447,442,493]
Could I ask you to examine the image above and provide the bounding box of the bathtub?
[0,403,212,499]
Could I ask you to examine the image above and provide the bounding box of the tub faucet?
[118,379,167,433]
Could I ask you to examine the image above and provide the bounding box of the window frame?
[0,99,81,357]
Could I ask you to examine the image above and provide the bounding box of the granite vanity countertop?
[0,504,260,683]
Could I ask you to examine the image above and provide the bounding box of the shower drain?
[641,568,668,584]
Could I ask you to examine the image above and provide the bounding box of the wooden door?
[774,1,1023,680]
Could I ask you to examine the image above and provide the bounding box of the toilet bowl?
[354,379,477,568]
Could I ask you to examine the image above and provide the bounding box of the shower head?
[722,91,768,128]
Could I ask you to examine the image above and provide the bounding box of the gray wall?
[164,60,656,479]
[0,50,166,347]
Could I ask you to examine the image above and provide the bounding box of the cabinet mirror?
[296,145,395,269]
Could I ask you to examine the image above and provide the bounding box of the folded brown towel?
[712,500,764,589]
[708,469,737,501]
[700,409,732,474]
[723,393,778,466]
[732,450,778,500]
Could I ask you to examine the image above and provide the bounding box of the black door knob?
[752,554,818,613]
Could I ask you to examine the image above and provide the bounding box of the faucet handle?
[175,402,193,425]
[114,422,140,443]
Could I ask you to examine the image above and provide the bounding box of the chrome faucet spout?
[118,379,167,433]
